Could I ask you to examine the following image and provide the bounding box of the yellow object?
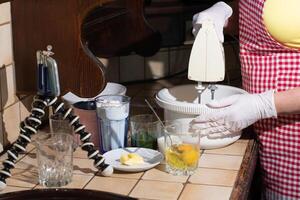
[165,150,186,169]
[165,144,200,169]
[263,0,300,49]
[120,154,129,164]
[177,144,194,152]
[120,153,144,166]
[181,149,199,167]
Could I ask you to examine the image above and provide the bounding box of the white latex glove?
[191,90,277,137]
[192,1,233,43]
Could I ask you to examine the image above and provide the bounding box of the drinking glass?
[49,113,73,135]
[35,132,73,187]
[164,120,200,176]
[49,113,77,150]
[96,95,130,152]
[130,114,161,149]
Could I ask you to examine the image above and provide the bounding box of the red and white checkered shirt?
[239,0,300,199]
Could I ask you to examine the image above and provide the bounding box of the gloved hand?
[191,90,277,137]
[192,1,233,43]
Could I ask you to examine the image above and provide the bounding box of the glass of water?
[95,95,130,153]
[34,132,73,187]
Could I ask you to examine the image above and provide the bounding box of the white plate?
[103,148,164,172]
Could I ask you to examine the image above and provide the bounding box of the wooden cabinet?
[8,0,235,98]
[144,0,235,47]
[11,0,160,98]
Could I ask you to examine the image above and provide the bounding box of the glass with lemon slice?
[164,121,200,176]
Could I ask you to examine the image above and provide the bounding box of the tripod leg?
[0,95,49,190]
[0,95,113,191]
[50,98,113,177]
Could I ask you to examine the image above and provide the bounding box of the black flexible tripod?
[0,47,113,190]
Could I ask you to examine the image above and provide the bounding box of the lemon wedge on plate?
[103,147,163,172]
[120,153,145,166]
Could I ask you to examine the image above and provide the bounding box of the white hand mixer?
[188,20,225,104]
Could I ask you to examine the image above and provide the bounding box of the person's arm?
[191,88,300,136]
[275,87,300,114]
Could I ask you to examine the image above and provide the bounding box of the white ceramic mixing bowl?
[155,84,247,149]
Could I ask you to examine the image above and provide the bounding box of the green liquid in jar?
[131,131,158,149]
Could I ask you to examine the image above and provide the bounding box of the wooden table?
[0,133,258,200]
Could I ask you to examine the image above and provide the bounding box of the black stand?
[0,95,113,190]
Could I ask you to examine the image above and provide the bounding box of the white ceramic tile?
[73,158,98,175]
[0,23,13,66]
[120,54,144,82]
[108,171,144,179]
[0,152,7,162]
[179,184,232,200]
[7,168,38,188]
[169,47,191,74]
[99,57,120,82]
[2,102,20,147]
[130,180,184,200]
[199,154,243,170]
[0,3,11,24]
[0,149,26,164]
[142,165,188,183]
[145,51,169,79]
[236,138,249,144]
[35,174,93,189]
[85,176,138,196]
[189,168,238,187]
[73,148,88,159]
[1,65,17,109]
[25,143,35,153]
[19,95,33,122]
[15,153,37,170]
[204,142,248,156]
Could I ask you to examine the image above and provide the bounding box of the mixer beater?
[188,20,226,104]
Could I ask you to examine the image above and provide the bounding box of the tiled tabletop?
[0,77,250,199]
[0,139,249,200]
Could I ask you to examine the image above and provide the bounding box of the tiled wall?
[103,41,241,87]
[100,45,192,84]
[101,16,241,85]
[0,2,32,153]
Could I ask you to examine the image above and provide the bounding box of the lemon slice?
[120,153,144,166]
